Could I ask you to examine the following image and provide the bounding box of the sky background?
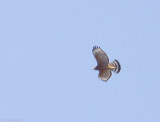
[0,0,160,122]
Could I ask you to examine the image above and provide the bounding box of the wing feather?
[92,46,109,68]
[98,69,112,81]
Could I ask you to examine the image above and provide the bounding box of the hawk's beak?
[92,67,96,70]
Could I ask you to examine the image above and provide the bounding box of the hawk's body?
[92,46,121,81]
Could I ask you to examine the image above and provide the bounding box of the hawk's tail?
[109,59,121,73]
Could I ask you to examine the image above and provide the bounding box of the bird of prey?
[92,46,121,81]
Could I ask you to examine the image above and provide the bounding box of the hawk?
[92,46,121,81]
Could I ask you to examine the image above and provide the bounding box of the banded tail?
[108,59,121,73]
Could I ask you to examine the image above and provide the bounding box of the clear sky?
[0,0,160,122]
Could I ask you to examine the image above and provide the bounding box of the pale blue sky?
[0,0,160,122]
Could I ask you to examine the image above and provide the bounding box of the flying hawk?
[92,46,121,81]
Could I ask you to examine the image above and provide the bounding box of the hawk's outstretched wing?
[98,69,112,81]
[92,46,109,68]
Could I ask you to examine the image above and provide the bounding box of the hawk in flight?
[92,46,121,81]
